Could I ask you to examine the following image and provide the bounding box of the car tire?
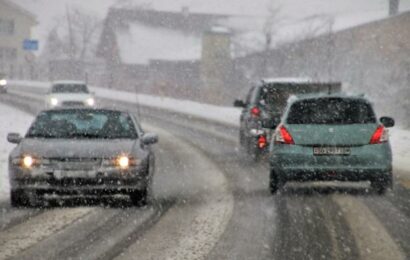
[239,130,245,148]
[130,190,147,206]
[371,175,392,195]
[10,189,28,207]
[269,170,284,194]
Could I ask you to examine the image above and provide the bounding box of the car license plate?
[313,147,351,156]
[54,170,89,179]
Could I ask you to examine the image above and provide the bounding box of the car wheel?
[10,189,28,207]
[371,176,392,195]
[250,148,260,162]
[239,130,246,148]
[130,190,147,206]
[269,170,284,194]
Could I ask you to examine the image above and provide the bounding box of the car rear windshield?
[26,110,138,139]
[286,98,377,124]
[52,84,89,93]
[258,83,340,114]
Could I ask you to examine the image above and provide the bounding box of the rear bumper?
[272,168,392,182]
[270,143,393,182]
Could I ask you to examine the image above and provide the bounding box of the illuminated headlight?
[102,155,138,170]
[23,156,34,168]
[0,79,7,86]
[86,97,95,106]
[50,97,59,106]
[117,156,130,169]
[12,155,38,169]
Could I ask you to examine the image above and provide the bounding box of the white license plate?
[54,170,90,179]
[313,147,351,155]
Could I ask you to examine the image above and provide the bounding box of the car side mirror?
[380,117,395,128]
[233,100,246,108]
[141,133,158,145]
[262,118,280,129]
[7,133,22,144]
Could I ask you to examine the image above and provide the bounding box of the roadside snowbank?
[8,80,241,126]
[0,103,33,199]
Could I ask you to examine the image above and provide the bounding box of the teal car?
[265,94,395,194]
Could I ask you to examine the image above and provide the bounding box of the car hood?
[47,93,93,102]
[17,138,139,158]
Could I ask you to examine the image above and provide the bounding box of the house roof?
[0,0,37,24]
[98,2,410,65]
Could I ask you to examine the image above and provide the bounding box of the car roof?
[260,77,313,84]
[288,93,370,104]
[41,107,130,114]
[52,80,87,85]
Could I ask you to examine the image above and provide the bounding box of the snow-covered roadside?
[390,129,410,175]
[0,103,33,200]
[6,79,410,179]
[8,80,242,126]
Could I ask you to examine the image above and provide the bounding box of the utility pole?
[389,0,399,16]
[66,5,75,61]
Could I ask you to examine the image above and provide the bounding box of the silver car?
[7,108,158,207]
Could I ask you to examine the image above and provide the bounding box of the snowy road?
[0,88,410,259]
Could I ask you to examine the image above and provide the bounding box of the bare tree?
[44,6,102,63]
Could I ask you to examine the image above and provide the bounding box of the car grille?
[61,101,85,106]
[43,158,102,170]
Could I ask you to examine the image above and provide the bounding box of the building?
[237,10,410,125]
[97,7,244,104]
[0,0,37,79]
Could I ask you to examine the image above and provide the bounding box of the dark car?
[7,108,158,207]
[234,78,342,161]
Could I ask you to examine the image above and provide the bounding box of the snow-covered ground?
[1,80,410,200]
[0,103,33,199]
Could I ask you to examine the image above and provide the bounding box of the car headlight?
[12,155,39,169]
[50,97,59,106]
[117,156,129,169]
[86,98,95,106]
[0,79,7,86]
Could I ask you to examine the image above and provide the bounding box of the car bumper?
[272,168,392,182]
[9,167,149,194]
[270,143,392,181]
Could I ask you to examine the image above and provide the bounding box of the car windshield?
[287,98,377,124]
[51,84,89,93]
[26,110,138,139]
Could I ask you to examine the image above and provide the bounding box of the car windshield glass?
[287,98,377,124]
[258,85,290,114]
[52,84,89,93]
[259,83,341,114]
[26,110,138,139]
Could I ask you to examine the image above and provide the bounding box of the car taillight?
[258,135,267,149]
[250,107,261,117]
[275,125,295,145]
[370,125,388,144]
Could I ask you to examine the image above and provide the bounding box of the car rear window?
[52,84,89,93]
[286,98,376,124]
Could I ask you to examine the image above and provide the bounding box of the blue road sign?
[23,39,39,51]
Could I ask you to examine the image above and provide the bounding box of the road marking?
[0,208,93,260]
[334,196,406,260]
